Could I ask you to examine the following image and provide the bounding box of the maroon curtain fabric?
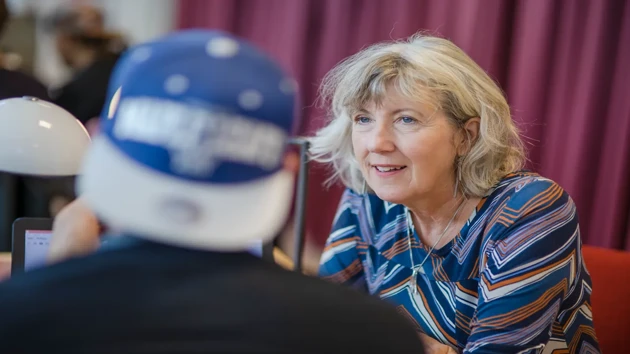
[177,0,630,250]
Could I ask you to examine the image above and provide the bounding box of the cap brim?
[77,136,294,251]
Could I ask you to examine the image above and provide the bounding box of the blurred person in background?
[47,3,125,126]
[311,33,600,353]
[0,0,48,99]
[0,0,59,256]
[39,3,127,217]
[0,30,425,354]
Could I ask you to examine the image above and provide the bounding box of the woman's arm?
[318,189,367,291]
[465,180,599,353]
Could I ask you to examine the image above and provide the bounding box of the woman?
[310,33,600,353]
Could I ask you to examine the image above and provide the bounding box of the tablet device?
[11,217,54,274]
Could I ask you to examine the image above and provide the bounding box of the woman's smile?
[371,164,408,177]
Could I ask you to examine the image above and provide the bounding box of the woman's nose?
[367,124,396,153]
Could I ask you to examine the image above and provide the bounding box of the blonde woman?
[311,33,600,354]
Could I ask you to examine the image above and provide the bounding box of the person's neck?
[70,49,98,72]
[406,183,467,246]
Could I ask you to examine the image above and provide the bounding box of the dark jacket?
[0,238,425,354]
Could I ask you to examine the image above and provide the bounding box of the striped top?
[319,172,600,353]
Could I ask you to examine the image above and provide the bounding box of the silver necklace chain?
[406,196,468,294]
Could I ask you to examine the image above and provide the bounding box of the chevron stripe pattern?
[320,172,600,353]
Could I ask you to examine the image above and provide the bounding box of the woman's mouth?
[372,165,407,175]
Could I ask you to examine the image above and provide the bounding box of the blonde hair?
[308,33,525,197]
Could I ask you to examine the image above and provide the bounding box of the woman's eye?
[399,116,417,124]
[354,116,372,124]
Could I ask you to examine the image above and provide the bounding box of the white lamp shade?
[0,97,91,176]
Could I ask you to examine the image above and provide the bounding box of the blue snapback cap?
[77,30,301,250]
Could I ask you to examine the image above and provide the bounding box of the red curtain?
[177,0,630,250]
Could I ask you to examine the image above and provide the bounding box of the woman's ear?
[458,117,480,155]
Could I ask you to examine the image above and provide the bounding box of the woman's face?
[351,88,461,206]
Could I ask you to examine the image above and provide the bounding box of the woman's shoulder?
[485,171,569,204]
[481,170,577,240]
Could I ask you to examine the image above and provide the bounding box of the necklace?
[406,196,468,294]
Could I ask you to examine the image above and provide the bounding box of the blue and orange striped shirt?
[319,172,600,353]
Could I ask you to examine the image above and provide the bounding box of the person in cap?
[47,4,125,125]
[0,30,424,354]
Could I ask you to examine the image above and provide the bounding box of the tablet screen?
[24,229,53,271]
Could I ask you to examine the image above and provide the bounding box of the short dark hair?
[0,0,8,36]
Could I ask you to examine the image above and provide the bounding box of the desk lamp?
[0,96,91,176]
